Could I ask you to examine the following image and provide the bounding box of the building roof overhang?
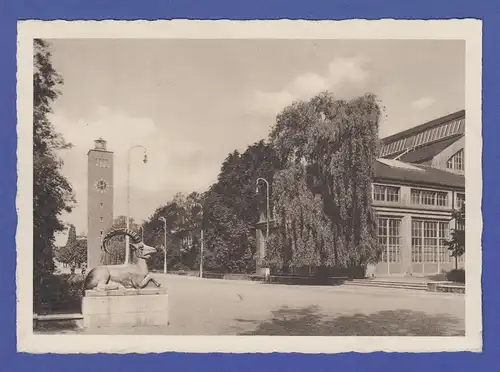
[374,159,465,189]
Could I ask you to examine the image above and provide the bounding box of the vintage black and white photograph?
[17,20,482,353]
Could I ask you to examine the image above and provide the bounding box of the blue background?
[1,0,497,370]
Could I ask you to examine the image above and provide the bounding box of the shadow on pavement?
[236,306,465,336]
[34,306,464,336]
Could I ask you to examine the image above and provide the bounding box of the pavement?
[35,273,465,336]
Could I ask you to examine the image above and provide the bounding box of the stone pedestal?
[82,288,169,328]
[366,264,376,278]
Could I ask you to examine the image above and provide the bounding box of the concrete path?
[35,274,465,336]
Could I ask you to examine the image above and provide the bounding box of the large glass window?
[411,220,423,263]
[421,190,436,205]
[436,192,448,206]
[373,185,400,202]
[395,138,405,153]
[411,189,448,207]
[423,221,438,262]
[423,129,431,143]
[387,187,400,202]
[412,220,450,263]
[447,149,464,171]
[414,132,424,147]
[378,218,402,263]
[437,124,445,139]
[373,185,385,201]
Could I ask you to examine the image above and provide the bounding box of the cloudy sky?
[47,39,464,243]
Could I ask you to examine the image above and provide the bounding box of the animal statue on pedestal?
[84,227,162,291]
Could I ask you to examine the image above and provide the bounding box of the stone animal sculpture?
[84,227,162,291]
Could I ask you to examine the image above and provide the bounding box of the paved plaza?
[36,274,465,336]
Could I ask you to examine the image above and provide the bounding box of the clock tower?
[87,138,114,269]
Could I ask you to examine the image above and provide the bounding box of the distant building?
[87,138,114,269]
[171,226,203,265]
[256,110,465,277]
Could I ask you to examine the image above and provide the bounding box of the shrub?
[37,274,84,314]
[172,262,190,271]
[291,266,366,279]
[446,269,465,284]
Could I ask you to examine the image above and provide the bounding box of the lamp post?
[158,216,167,274]
[256,177,270,239]
[126,145,148,264]
[256,178,271,279]
[191,202,204,278]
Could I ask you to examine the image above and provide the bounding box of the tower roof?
[94,138,107,150]
[88,138,113,154]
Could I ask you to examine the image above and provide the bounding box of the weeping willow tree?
[265,92,382,272]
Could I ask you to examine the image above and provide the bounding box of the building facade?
[255,110,465,277]
[371,159,464,276]
[372,110,465,276]
[87,138,114,269]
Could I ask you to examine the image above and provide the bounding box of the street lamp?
[256,177,270,239]
[139,225,144,242]
[191,202,204,278]
[126,144,148,264]
[158,216,167,274]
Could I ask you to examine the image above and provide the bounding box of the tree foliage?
[445,203,465,269]
[54,224,87,270]
[33,39,74,311]
[203,141,282,272]
[138,141,281,273]
[265,92,382,271]
[143,192,204,271]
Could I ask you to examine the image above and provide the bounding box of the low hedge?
[37,274,84,314]
[446,269,465,284]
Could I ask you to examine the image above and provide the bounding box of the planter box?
[82,288,169,328]
[427,281,465,294]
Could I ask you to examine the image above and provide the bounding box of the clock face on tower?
[94,179,108,193]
